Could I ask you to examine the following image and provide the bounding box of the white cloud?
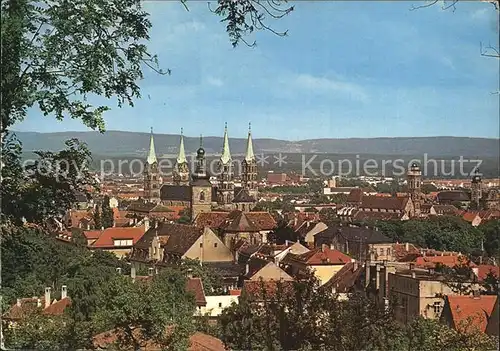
[206,76,224,87]
[293,74,368,102]
[471,7,489,20]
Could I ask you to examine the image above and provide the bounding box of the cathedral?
[142,124,259,221]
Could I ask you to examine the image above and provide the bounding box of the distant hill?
[12,130,499,158]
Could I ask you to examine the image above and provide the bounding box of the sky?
[14,1,500,140]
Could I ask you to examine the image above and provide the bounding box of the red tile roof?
[43,297,71,316]
[84,229,102,240]
[477,265,499,282]
[242,279,294,301]
[297,247,352,265]
[393,243,421,262]
[446,295,497,333]
[91,226,145,248]
[5,296,71,320]
[347,188,363,203]
[245,212,277,231]
[360,196,408,211]
[93,329,225,351]
[463,211,480,222]
[194,212,231,228]
[322,261,363,293]
[415,255,476,269]
[186,278,206,307]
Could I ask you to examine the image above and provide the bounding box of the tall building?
[173,128,190,185]
[143,128,161,203]
[470,169,483,208]
[217,123,234,207]
[241,123,258,199]
[407,162,422,216]
[139,125,260,222]
[190,136,212,220]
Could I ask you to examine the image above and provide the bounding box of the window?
[214,243,218,248]
[114,239,133,246]
[387,248,391,256]
[218,302,222,308]
[379,248,384,256]
[433,302,441,315]
[200,243,203,248]
[199,191,205,202]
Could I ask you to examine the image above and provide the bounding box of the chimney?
[375,265,380,290]
[116,267,122,274]
[321,244,328,252]
[353,261,358,271]
[131,266,136,280]
[148,267,154,276]
[61,285,67,299]
[37,298,41,308]
[187,269,193,279]
[44,287,51,309]
[365,263,371,287]
[16,299,21,307]
[472,267,479,278]
[144,216,150,232]
[405,242,409,251]
[472,289,481,299]
[294,217,298,227]
[245,263,249,276]
[411,271,416,279]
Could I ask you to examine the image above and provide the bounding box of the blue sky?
[14,1,499,140]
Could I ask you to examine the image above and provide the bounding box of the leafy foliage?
[220,274,498,351]
[209,0,294,47]
[1,136,98,225]
[479,219,500,258]
[101,195,114,228]
[1,0,166,133]
[180,258,225,295]
[1,225,198,350]
[366,216,485,254]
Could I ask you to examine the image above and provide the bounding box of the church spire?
[176,128,187,164]
[147,127,157,165]
[220,122,231,165]
[245,122,255,162]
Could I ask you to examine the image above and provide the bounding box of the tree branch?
[480,42,500,58]
[410,0,458,11]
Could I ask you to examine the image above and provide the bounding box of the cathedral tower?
[143,128,161,203]
[241,123,258,200]
[407,162,422,217]
[217,123,234,206]
[190,135,212,221]
[471,169,482,209]
[173,128,190,185]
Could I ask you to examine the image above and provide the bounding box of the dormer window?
[113,239,133,246]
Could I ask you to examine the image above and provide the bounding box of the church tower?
[190,135,212,221]
[173,128,190,185]
[471,169,482,209]
[217,123,234,206]
[407,162,422,217]
[143,128,161,203]
[241,123,258,200]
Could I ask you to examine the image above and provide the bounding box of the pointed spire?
[245,122,255,162]
[147,127,157,164]
[199,134,203,148]
[176,128,187,164]
[220,122,231,164]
